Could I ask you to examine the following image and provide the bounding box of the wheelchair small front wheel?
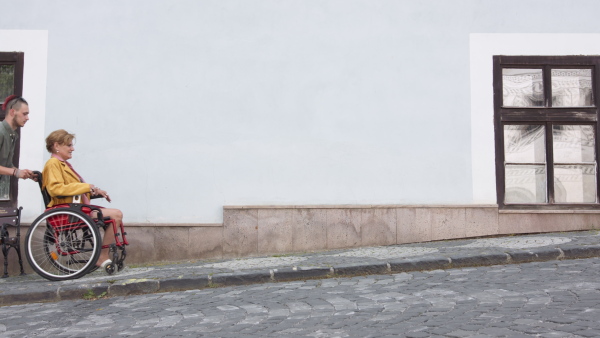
[105,263,115,275]
[25,208,101,281]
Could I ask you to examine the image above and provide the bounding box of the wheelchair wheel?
[41,225,97,275]
[25,208,101,281]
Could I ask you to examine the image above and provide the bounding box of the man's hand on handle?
[15,168,37,181]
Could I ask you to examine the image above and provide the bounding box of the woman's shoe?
[100,259,116,275]
[98,259,112,268]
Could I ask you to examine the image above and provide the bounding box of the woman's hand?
[90,185,111,202]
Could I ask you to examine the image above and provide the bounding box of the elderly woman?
[42,129,123,269]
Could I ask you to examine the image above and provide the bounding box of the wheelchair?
[24,171,129,281]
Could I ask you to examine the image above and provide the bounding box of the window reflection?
[505,165,547,203]
[551,69,593,107]
[504,125,546,163]
[0,176,8,200]
[504,125,547,203]
[0,65,15,103]
[553,125,597,203]
[554,165,596,203]
[552,125,595,163]
[503,69,544,107]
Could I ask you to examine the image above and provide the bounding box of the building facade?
[2,1,600,265]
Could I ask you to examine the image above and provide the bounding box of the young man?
[0,95,34,181]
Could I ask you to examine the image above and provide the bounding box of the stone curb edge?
[2,244,600,306]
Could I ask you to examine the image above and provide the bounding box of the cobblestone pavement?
[1,230,600,306]
[1,257,600,337]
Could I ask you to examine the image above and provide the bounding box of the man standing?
[0,95,34,181]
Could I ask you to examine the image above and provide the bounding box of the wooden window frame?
[494,55,600,210]
[0,52,24,214]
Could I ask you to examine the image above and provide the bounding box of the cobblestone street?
[2,257,600,337]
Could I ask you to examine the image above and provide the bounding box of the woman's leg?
[93,208,123,265]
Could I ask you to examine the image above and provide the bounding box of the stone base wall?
[220,205,600,258]
[3,205,600,276]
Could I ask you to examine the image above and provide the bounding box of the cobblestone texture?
[1,258,600,336]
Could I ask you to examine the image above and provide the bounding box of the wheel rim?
[26,209,100,280]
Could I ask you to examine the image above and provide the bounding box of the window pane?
[0,176,8,200]
[554,165,597,203]
[0,64,14,201]
[551,69,593,107]
[502,68,544,107]
[505,165,547,203]
[0,64,15,102]
[553,125,595,163]
[504,125,546,163]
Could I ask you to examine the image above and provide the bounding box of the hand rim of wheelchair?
[25,207,101,281]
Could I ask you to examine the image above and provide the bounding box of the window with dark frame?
[0,52,24,214]
[494,56,600,210]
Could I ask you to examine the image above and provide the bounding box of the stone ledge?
[125,223,223,227]
[224,204,499,210]
[19,222,224,228]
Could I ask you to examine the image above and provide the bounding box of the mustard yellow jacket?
[42,157,91,207]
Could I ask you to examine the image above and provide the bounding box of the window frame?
[0,52,24,214]
[494,55,600,210]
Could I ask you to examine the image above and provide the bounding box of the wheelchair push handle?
[32,170,43,189]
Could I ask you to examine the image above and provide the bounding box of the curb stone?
[449,253,510,268]
[109,279,160,297]
[58,284,110,301]
[272,267,333,281]
[158,276,210,293]
[333,262,389,276]
[0,289,57,306]
[210,271,272,287]
[389,257,451,273]
[560,244,600,259]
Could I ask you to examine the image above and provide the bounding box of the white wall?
[3,1,600,224]
[470,34,600,203]
[0,30,48,221]
[33,1,475,224]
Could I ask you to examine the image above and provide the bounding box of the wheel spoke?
[25,209,101,281]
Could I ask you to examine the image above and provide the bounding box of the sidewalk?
[1,230,600,306]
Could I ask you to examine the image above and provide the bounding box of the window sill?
[499,209,600,214]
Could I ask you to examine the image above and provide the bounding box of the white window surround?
[470,34,600,204]
[0,30,48,220]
